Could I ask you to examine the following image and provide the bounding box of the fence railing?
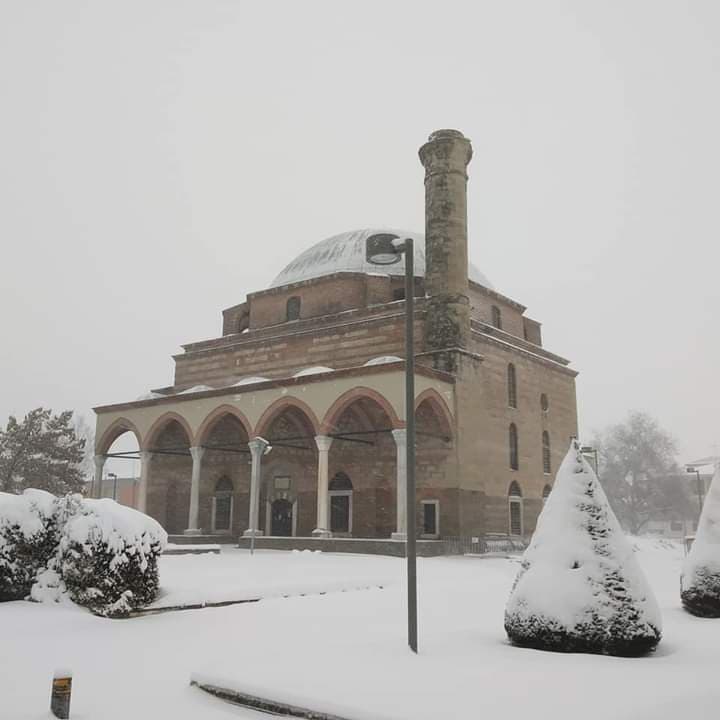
[439,535,528,556]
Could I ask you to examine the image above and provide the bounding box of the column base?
[242,529,264,538]
[311,528,332,539]
[391,532,407,542]
[183,528,203,536]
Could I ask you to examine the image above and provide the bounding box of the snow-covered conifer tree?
[505,440,662,656]
[681,463,720,617]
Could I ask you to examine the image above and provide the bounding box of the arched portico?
[256,400,319,537]
[144,416,193,535]
[325,392,398,538]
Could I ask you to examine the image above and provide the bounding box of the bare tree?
[593,411,683,535]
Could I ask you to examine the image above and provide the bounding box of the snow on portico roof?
[269,228,493,290]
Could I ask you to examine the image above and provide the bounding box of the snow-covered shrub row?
[56,498,167,617]
[0,490,167,616]
[0,490,58,601]
[681,465,720,617]
[505,441,662,657]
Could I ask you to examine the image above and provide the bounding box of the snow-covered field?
[2,540,718,719]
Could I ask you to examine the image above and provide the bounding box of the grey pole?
[364,232,418,654]
[404,237,418,654]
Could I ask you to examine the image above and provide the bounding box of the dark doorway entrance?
[271,498,293,536]
[330,495,350,533]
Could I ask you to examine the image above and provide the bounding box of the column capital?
[248,437,270,457]
[314,435,334,453]
[391,428,407,446]
[189,446,205,462]
[93,454,106,469]
[139,450,153,462]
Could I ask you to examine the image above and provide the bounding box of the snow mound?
[363,356,402,366]
[59,498,167,617]
[504,440,662,656]
[233,376,270,386]
[136,391,162,401]
[681,463,720,617]
[293,366,334,377]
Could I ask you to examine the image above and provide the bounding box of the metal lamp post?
[686,466,705,525]
[580,445,600,478]
[108,472,118,500]
[366,233,418,654]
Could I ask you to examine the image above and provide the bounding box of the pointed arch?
[96,417,142,455]
[414,388,454,440]
[254,396,321,438]
[194,404,252,446]
[143,411,193,450]
[320,386,402,434]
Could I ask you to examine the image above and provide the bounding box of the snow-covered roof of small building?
[269,228,493,290]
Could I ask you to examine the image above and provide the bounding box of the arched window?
[540,393,549,412]
[508,481,523,536]
[509,423,519,470]
[542,431,551,474]
[212,475,234,533]
[542,484,552,503]
[286,296,301,321]
[507,364,517,408]
[329,471,353,491]
[491,305,502,329]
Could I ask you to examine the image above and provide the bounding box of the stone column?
[419,129,473,371]
[244,437,269,537]
[312,435,334,538]
[93,455,106,498]
[137,451,152,514]
[391,429,407,540]
[184,446,205,535]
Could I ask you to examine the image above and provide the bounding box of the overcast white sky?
[1,0,718,464]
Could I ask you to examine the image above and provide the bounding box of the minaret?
[418,129,473,372]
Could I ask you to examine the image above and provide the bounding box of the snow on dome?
[233,376,270,386]
[504,440,662,656]
[269,228,492,290]
[681,463,720,617]
[363,355,403,366]
[293,366,334,378]
[179,385,213,395]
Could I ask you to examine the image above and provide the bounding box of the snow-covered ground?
[2,539,718,719]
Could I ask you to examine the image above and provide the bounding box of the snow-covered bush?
[57,498,167,617]
[504,441,662,656]
[0,490,58,601]
[681,464,720,617]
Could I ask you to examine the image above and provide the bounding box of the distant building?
[99,476,139,509]
[93,129,578,543]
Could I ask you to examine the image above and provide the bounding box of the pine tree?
[504,440,662,656]
[681,464,720,617]
[0,409,87,495]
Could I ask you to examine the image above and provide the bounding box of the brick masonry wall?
[452,334,578,537]
[174,311,425,389]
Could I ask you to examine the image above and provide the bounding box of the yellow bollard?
[51,670,72,719]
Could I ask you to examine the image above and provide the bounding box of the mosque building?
[93,129,578,551]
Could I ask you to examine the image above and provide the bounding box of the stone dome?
[269,228,492,289]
